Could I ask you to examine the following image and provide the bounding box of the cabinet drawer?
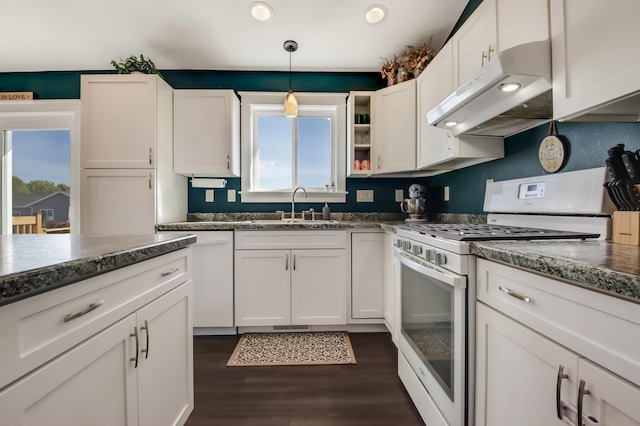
[477,259,640,386]
[235,230,347,250]
[0,249,191,390]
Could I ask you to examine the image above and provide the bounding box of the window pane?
[257,116,293,189]
[298,116,331,188]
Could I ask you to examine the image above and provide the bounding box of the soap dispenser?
[322,202,331,220]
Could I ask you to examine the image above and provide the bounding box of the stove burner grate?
[398,223,600,241]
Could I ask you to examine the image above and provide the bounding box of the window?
[0,100,80,234]
[240,92,347,203]
[39,209,54,221]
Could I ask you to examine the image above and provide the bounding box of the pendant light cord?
[289,50,292,90]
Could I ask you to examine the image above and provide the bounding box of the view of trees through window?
[8,129,71,231]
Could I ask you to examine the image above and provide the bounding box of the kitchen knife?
[603,183,623,210]
[605,157,634,210]
[621,151,640,210]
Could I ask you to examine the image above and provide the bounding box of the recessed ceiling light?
[365,5,387,24]
[250,2,273,22]
[444,120,459,127]
[499,82,521,92]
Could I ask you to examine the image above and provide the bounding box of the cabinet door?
[551,0,640,121]
[191,231,234,328]
[374,80,416,174]
[80,168,155,234]
[137,283,193,426]
[0,314,138,426]
[351,233,384,319]
[235,250,291,326]
[81,74,161,169]
[173,90,240,177]
[577,359,640,426]
[452,0,497,86]
[476,302,577,426]
[291,249,347,325]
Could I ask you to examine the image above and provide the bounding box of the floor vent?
[272,325,310,331]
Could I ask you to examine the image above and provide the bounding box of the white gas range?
[394,168,614,426]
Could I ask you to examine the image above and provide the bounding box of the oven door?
[396,250,467,426]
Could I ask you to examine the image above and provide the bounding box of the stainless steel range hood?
[427,40,552,137]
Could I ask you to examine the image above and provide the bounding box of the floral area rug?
[226,331,357,366]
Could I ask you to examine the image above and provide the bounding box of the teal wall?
[424,121,640,214]
[2,70,638,215]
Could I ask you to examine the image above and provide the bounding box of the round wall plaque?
[538,135,565,173]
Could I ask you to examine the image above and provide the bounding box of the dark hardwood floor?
[186,332,425,426]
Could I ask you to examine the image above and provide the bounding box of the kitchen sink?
[249,219,338,224]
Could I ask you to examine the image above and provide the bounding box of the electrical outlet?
[356,190,374,202]
[444,186,450,201]
[486,178,494,184]
[205,189,214,202]
[395,189,404,202]
[227,189,236,202]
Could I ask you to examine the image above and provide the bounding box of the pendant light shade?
[283,40,298,118]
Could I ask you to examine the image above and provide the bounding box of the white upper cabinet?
[452,0,497,87]
[551,0,640,122]
[347,91,374,177]
[452,0,549,88]
[417,41,503,170]
[173,90,240,177]
[81,74,171,169]
[373,80,416,174]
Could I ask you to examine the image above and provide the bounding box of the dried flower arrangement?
[380,36,435,85]
[380,55,400,84]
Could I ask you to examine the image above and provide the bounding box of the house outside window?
[240,92,347,203]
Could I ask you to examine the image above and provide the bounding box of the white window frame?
[0,100,80,234]
[239,92,347,203]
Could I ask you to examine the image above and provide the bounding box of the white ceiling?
[3,0,469,73]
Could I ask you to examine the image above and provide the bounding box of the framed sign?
[539,121,565,173]
[0,92,33,101]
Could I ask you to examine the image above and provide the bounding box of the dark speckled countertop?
[0,234,196,307]
[470,240,640,304]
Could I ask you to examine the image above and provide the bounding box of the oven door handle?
[397,251,466,289]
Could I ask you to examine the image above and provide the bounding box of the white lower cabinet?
[476,259,640,426]
[234,231,347,327]
[0,249,194,426]
[351,232,384,320]
[191,231,234,329]
[235,248,346,326]
[0,282,193,426]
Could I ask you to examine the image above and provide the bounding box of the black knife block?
[612,211,640,245]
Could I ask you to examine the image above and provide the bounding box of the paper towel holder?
[190,177,228,188]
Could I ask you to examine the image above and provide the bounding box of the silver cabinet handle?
[227,154,230,170]
[482,50,487,66]
[498,286,531,303]
[130,326,140,368]
[293,254,296,271]
[161,266,179,277]
[141,320,150,359]
[577,379,591,426]
[285,253,289,271]
[556,364,569,419]
[64,300,104,322]
[148,148,153,165]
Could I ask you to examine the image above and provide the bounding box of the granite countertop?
[0,233,196,307]
[470,240,640,304]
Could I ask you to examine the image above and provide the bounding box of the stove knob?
[403,241,412,251]
[412,245,423,256]
[425,250,435,262]
[434,253,447,266]
[395,239,403,248]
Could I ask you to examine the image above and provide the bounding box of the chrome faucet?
[291,186,307,219]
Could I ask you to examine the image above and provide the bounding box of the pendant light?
[283,40,298,118]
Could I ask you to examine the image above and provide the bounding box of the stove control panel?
[394,236,465,274]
